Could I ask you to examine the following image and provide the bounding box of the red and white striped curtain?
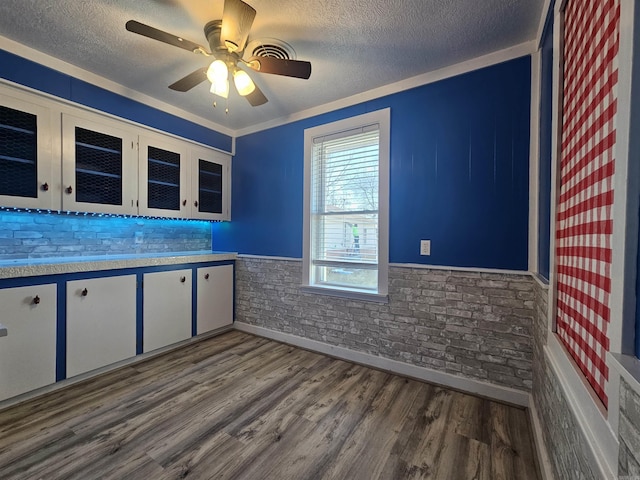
[555,0,620,408]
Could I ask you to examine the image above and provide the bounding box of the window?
[303,109,390,300]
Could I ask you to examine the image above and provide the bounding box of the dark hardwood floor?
[0,331,540,480]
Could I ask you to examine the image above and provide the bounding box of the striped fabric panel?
[555,0,620,408]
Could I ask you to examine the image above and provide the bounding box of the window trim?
[302,108,390,300]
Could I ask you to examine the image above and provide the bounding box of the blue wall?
[538,12,554,281]
[214,56,531,270]
[0,50,232,153]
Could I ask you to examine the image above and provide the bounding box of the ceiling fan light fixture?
[233,69,256,96]
[206,59,229,84]
[210,78,229,99]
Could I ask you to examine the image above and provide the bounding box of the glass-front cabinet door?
[138,134,189,218]
[190,147,231,221]
[0,93,57,210]
[61,113,137,215]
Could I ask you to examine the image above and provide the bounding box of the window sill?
[609,352,640,397]
[300,285,389,304]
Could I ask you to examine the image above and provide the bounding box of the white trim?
[532,272,550,289]
[235,41,536,138]
[389,262,528,276]
[528,400,556,480]
[608,0,640,356]
[545,334,618,479]
[529,50,542,274]
[546,3,564,332]
[300,285,388,304]
[0,79,234,156]
[236,256,532,276]
[234,321,530,407]
[0,326,233,412]
[237,254,303,262]
[610,353,640,395]
[302,108,391,297]
[0,34,235,139]
[536,0,555,48]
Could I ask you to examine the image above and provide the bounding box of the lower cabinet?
[197,265,233,334]
[66,275,137,378]
[143,269,192,353]
[0,284,57,402]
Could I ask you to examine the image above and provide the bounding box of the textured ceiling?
[0,0,544,133]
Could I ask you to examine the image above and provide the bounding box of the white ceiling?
[0,0,544,133]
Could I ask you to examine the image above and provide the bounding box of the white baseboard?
[234,322,530,407]
[528,399,556,480]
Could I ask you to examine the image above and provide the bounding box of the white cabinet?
[66,275,137,377]
[190,146,231,221]
[61,113,138,215]
[0,284,57,402]
[138,134,190,218]
[196,264,233,334]
[0,92,58,210]
[143,269,192,352]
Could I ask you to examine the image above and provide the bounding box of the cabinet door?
[197,265,233,334]
[190,147,231,220]
[138,134,190,218]
[143,269,192,353]
[61,113,137,215]
[0,92,58,210]
[66,275,137,378]
[0,284,57,402]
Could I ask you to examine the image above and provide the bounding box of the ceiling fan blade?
[221,0,256,53]
[126,20,206,53]
[245,84,268,106]
[246,57,312,79]
[169,68,208,92]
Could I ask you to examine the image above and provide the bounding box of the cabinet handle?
[81,288,88,297]
[204,273,210,280]
[33,295,41,305]
[180,276,186,283]
[41,182,49,192]
[194,201,199,208]
[66,185,73,194]
[182,199,187,206]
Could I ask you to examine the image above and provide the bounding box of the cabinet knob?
[66,185,73,194]
[204,273,210,280]
[182,199,187,206]
[33,295,41,305]
[194,201,199,208]
[81,288,88,297]
[180,276,186,283]
[41,182,49,192]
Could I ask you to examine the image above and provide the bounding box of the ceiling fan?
[125,0,312,107]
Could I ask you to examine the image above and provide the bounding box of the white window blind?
[310,124,380,291]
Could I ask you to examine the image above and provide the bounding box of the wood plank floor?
[0,331,540,480]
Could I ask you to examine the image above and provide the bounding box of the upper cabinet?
[62,113,138,215]
[0,85,231,220]
[191,146,231,221]
[0,92,58,210]
[138,134,190,218]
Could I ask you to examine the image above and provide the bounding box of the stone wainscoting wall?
[619,377,640,476]
[235,257,534,392]
[0,210,212,260]
[531,278,599,480]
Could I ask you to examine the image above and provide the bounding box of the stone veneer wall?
[235,257,534,391]
[531,278,599,480]
[619,377,640,476]
[0,210,212,260]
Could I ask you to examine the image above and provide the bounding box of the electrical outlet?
[420,240,431,256]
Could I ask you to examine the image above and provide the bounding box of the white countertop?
[0,251,237,280]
